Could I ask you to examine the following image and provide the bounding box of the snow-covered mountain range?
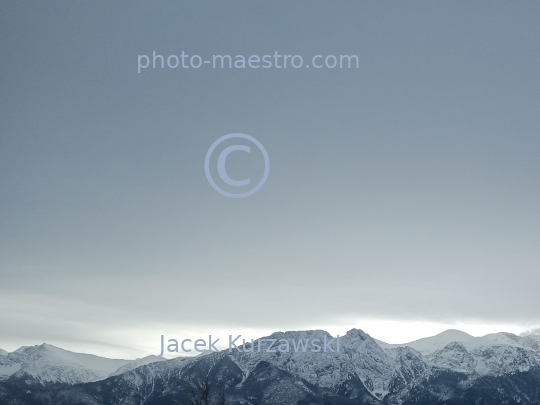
[1,328,539,404]
[0,343,165,385]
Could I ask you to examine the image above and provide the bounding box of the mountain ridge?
[0,343,166,385]
[1,328,540,404]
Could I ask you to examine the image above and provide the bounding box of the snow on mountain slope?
[428,341,540,376]
[109,328,538,401]
[468,344,540,376]
[468,332,540,352]
[0,349,7,356]
[475,332,523,346]
[524,334,540,350]
[427,342,476,374]
[101,329,390,401]
[376,329,540,376]
[0,355,21,380]
[226,328,432,400]
[230,330,363,390]
[98,329,437,401]
[386,346,431,393]
[381,329,475,355]
[2,327,539,401]
[0,344,133,384]
[107,354,202,399]
[381,330,540,355]
[341,329,396,398]
[109,355,166,376]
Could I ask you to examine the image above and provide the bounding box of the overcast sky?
[1,1,539,359]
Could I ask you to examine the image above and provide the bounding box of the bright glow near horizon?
[327,319,536,344]
[1,319,537,360]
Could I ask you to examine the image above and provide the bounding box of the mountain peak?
[434,329,475,340]
[36,343,60,351]
[1,343,138,385]
[379,329,475,355]
[406,329,474,347]
[345,328,369,338]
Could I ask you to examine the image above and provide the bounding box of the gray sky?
[1,1,539,358]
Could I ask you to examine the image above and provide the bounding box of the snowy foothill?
[0,343,166,384]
